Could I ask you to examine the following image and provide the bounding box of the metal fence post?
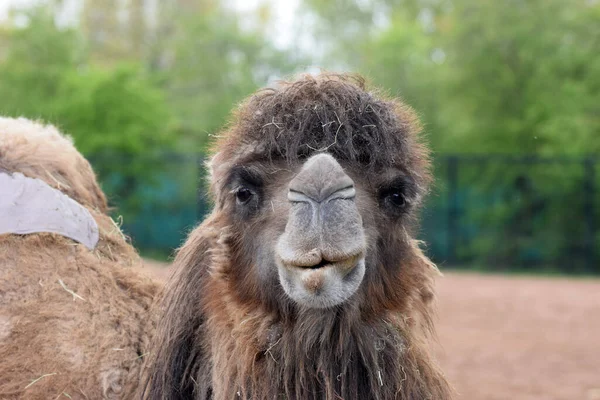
[584,157,596,272]
[447,156,459,265]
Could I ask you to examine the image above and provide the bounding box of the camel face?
[205,75,427,313]
[220,147,418,310]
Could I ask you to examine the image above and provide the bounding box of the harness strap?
[0,172,99,250]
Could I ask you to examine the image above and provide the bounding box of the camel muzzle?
[275,153,367,308]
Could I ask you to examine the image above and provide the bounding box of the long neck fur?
[142,215,452,400]
[205,299,449,399]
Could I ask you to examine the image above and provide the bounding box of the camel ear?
[205,151,232,207]
[204,152,220,184]
[206,151,232,183]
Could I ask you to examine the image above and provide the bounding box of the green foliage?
[0,10,80,119]
[300,0,600,155]
[359,12,446,149]
[441,0,600,155]
[56,66,173,154]
[153,4,294,151]
[0,7,175,156]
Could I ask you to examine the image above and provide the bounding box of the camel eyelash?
[228,166,264,189]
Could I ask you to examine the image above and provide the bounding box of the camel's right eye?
[235,187,254,205]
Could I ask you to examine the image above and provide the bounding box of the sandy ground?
[141,260,600,400]
[434,272,600,400]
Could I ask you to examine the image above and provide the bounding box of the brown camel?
[142,73,452,399]
[0,117,160,399]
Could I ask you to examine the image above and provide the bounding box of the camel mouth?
[282,252,363,274]
[276,254,366,308]
[305,259,331,270]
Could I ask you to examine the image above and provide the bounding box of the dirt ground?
[434,272,600,400]
[141,260,600,400]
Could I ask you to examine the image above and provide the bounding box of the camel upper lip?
[284,258,334,270]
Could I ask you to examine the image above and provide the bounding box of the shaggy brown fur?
[143,74,452,399]
[0,117,161,399]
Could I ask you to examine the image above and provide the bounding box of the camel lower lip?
[288,262,341,274]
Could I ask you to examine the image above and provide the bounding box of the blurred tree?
[81,0,155,64]
[148,0,294,151]
[298,0,384,66]
[443,0,600,155]
[0,7,174,156]
[300,0,600,155]
[359,11,447,150]
[3,1,295,152]
[80,0,296,151]
[56,66,173,154]
[82,0,124,63]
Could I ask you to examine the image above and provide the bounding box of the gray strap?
[0,172,99,250]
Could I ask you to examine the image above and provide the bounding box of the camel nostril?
[288,153,356,203]
[288,184,356,204]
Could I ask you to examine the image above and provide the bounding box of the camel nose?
[276,154,366,306]
[278,153,364,271]
[288,153,355,203]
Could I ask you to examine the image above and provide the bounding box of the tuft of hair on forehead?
[212,73,430,184]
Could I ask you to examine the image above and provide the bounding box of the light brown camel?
[0,117,160,399]
[142,73,452,399]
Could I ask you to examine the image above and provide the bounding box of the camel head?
[206,73,431,312]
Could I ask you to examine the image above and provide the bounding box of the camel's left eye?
[236,188,254,204]
[379,184,409,213]
[387,190,406,208]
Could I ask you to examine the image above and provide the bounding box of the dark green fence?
[90,154,599,273]
[90,153,209,259]
[421,155,598,274]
